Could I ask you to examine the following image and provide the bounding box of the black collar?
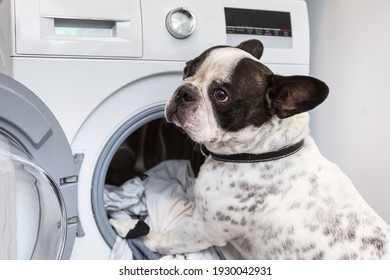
[206,140,304,163]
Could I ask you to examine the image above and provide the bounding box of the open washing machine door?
[0,73,78,259]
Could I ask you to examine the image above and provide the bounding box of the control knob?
[166,7,196,39]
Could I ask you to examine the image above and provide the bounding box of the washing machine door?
[0,73,78,259]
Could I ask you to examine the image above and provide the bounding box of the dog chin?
[182,126,219,144]
[167,107,220,144]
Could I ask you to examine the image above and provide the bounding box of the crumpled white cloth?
[143,160,195,233]
[104,177,148,217]
[106,160,240,260]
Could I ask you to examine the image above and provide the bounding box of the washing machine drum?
[0,73,78,259]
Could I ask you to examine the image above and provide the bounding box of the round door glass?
[0,132,66,259]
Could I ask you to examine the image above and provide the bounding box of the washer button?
[166,8,196,39]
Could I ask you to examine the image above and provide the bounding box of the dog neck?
[204,113,310,155]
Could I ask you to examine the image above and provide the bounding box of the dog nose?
[175,85,196,103]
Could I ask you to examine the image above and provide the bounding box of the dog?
[142,39,390,259]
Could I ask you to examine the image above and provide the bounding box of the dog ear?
[236,39,264,59]
[267,75,329,119]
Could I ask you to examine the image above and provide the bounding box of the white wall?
[306,0,390,224]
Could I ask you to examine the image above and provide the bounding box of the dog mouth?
[165,102,187,130]
[165,103,179,123]
[166,103,201,140]
[165,96,218,144]
[169,111,182,127]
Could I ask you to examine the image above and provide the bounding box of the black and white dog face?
[165,39,329,147]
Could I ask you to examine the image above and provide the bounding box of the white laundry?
[106,160,239,260]
[104,177,148,217]
[108,211,139,238]
[142,160,196,233]
[109,236,133,260]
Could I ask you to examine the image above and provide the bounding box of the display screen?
[225,8,292,48]
[54,18,115,37]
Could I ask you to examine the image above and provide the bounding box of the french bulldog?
[143,39,390,259]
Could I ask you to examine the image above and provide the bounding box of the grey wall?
[306,0,390,223]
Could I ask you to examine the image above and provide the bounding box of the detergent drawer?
[14,0,142,58]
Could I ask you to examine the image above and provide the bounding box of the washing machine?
[0,0,310,259]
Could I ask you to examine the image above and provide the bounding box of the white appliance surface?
[0,0,310,259]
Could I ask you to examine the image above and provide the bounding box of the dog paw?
[141,231,164,253]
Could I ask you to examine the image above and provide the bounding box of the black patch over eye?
[213,89,229,103]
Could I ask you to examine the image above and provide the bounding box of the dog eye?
[213,89,229,102]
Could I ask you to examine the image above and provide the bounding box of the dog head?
[165,39,329,151]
